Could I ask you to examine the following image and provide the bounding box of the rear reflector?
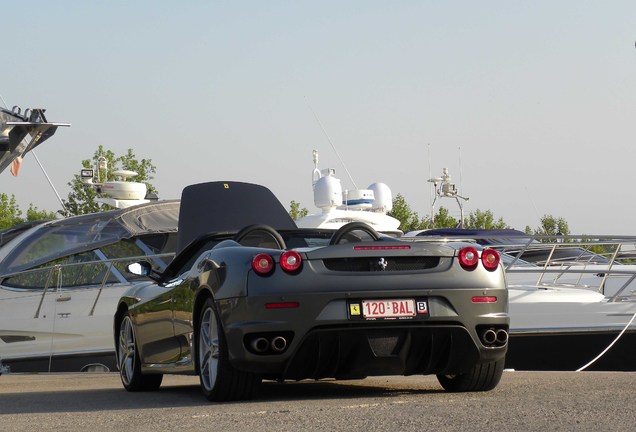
[265,302,300,309]
[471,296,497,303]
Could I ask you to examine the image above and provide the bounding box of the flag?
[10,156,22,177]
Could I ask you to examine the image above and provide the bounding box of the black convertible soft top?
[177,181,297,253]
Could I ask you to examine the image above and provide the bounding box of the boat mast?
[427,167,469,228]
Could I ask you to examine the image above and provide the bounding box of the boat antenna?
[304,96,358,189]
[458,146,464,197]
[0,94,8,109]
[428,167,469,228]
[428,144,434,225]
[30,150,68,215]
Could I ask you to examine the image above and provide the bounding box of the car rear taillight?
[280,250,302,272]
[458,246,479,270]
[481,249,500,271]
[252,253,274,275]
[459,246,501,271]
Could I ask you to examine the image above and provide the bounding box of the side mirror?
[127,261,153,276]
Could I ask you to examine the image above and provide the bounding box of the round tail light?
[458,246,479,270]
[252,253,274,275]
[280,250,302,272]
[481,249,500,271]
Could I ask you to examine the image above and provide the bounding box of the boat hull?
[506,329,636,371]
[1,351,116,373]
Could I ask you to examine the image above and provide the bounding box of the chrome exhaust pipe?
[270,336,287,352]
[482,329,497,345]
[250,337,269,353]
[496,329,508,345]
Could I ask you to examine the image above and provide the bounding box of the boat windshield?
[0,201,179,276]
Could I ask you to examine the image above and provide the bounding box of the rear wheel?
[197,298,260,401]
[437,358,505,392]
[118,314,163,391]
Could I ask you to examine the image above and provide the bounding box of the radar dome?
[314,175,343,209]
[368,182,393,212]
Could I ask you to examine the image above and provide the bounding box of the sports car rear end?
[215,239,508,385]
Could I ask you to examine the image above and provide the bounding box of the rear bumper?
[230,322,507,379]
[219,290,508,379]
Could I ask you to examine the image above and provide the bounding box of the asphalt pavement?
[0,371,634,431]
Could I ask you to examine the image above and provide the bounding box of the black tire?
[437,358,505,392]
[329,222,382,245]
[233,224,286,249]
[117,313,163,391]
[197,298,260,401]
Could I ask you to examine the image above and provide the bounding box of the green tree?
[62,145,157,216]
[0,194,57,229]
[387,194,431,232]
[289,200,309,221]
[432,207,459,229]
[0,193,23,229]
[118,149,158,195]
[25,205,57,222]
[465,209,509,230]
[388,195,514,232]
[533,214,570,241]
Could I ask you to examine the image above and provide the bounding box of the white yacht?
[0,201,179,373]
[405,229,636,371]
[295,150,402,236]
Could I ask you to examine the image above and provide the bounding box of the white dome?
[101,181,147,200]
[314,175,343,209]
[368,182,393,212]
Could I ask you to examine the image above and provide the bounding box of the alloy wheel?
[118,316,136,386]
[198,306,220,392]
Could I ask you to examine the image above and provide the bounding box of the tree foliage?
[289,200,309,220]
[0,193,22,229]
[389,195,511,232]
[62,145,157,216]
[528,214,570,242]
[387,194,431,232]
[464,209,509,230]
[431,207,458,229]
[0,193,57,229]
[25,205,58,222]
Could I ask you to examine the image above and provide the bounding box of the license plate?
[362,299,417,319]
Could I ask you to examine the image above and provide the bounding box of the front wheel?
[197,298,260,401]
[117,313,163,391]
[437,358,505,392]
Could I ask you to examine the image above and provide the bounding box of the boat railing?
[0,252,176,318]
[410,233,636,301]
[481,235,636,301]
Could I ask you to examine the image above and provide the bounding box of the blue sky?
[2,1,636,234]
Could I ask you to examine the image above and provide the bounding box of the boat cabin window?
[1,251,121,290]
